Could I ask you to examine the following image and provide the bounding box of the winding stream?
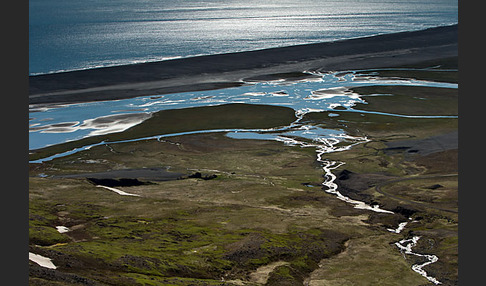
[395,236,441,285]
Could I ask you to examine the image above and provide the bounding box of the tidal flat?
[29,52,458,285]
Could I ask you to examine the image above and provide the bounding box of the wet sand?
[29,25,457,105]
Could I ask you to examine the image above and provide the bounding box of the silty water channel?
[29,69,456,283]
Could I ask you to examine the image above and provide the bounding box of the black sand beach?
[29,24,457,105]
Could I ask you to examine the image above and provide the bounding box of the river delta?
[29,53,458,285]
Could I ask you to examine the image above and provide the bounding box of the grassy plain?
[29,58,458,285]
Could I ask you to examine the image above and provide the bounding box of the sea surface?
[29,0,457,75]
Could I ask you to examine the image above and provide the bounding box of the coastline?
[29,24,457,105]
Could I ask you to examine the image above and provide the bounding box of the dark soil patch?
[224,233,267,266]
[334,169,394,205]
[29,263,101,286]
[86,178,151,187]
[58,167,184,182]
[413,149,458,174]
[383,131,458,157]
[187,172,218,180]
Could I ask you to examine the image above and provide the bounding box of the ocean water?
[29,0,457,75]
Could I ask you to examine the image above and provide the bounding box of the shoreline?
[29,24,457,105]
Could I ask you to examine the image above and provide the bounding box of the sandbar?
[29,25,457,105]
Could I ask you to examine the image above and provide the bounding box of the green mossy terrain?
[355,56,458,84]
[29,59,458,285]
[350,86,457,116]
[29,103,297,161]
[303,110,457,140]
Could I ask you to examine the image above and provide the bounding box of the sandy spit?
[29,25,457,106]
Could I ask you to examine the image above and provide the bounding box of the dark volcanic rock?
[337,169,353,180]
[57,167,184,182]
[426,184,444,190]
[188,172,218,180]
[392,206,418,217]
[333,170,393,205]
[86,177,150,187]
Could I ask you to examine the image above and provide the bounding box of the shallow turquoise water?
[29,70,457,152]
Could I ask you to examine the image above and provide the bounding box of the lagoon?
[29,69,457,151]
